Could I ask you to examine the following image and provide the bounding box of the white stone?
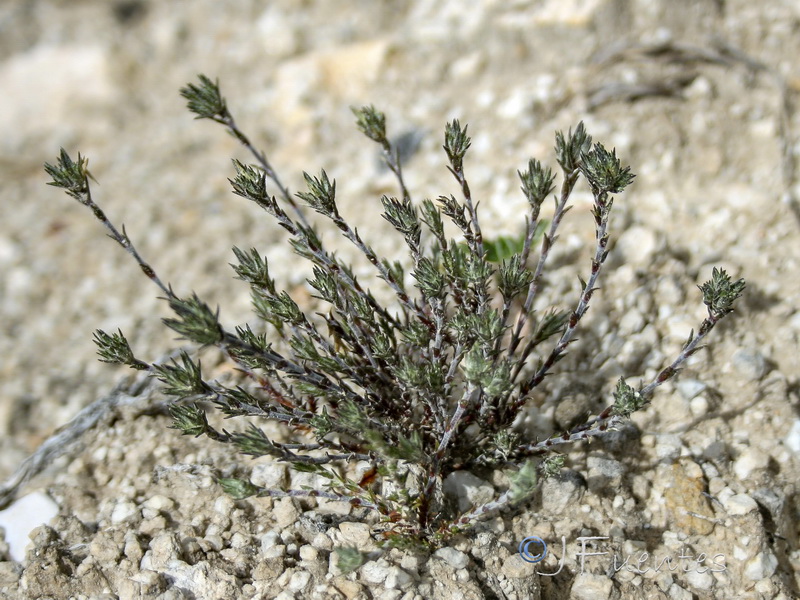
[255,7,301,57]
[288,570,311,592]
[618,309,645,336]
[684,567,714,590]
[360,559,390,584]
[251,462,288,489]
[733,448,769,480]
[316,500,352,516]
[213,495,235,515]
[262,545,286,559]
[385,566,413,589]
[571,573,613,599]
[730,348,768,381]
[0,44,116,151]
[311,532,333,551]
[144,532,181,570]
[111,499,139,524]
[0,492,59,562]
[273,497,300,529]
[655,434,683,461]
[299,545,318,561]
[668,583,693,600]
[541,471,585,514]
[261,530,281,551]
[744,551,778,580]
[784,420,800,454]
[434,547,469,570]
[338,522,371,549]
[722,493,758,516]
[689,395,709,417]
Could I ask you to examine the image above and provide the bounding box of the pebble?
[311,532,333,551]
[615,226,659,266]
[0,492,59,562]
[541,470,586,514]
[434,547,469,570]
[360,559,390,584]
[722,493,758,516]
[385,566,414,589]
[110,499,139,524]
[273,497,300,529]
[587,456,625,490]
[744,551,778,580]
[689,395,709,417]
[288,570,311,592]
[143,494,175,512]
[89,531,123,563]
[250,462,288,489]
[784,420,800,454]
[733,448,770,480]
[655,434,683,461]
[730,348,768,381]
[143,532,182,570]
[337,522,372,549]
[501,554,536,579]
[299,545,318,561]
[230,532,250,549]
[668,583,693,600]
[684,568,714,590]
[261,530,281,551]
[213,495,235,515]
[316,500,352,516]
[571,573,613,599]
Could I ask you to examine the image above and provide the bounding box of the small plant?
[46,75,744,548]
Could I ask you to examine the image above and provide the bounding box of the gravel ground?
[1,1,799,598]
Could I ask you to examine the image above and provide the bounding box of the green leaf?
[555,122,591,173]
[336,546,366,574]
[162,293,224,346]
[93,328,148,370]
[169,403,209,437]
[217,477,260,500]
[296,170,337,217]
[611,377,648,418]
[443,119,471,172]
[698,267,745,319]
[518,159,555,211]
[231,423,280,458]
[44,148,93,201]
[180,74,227,121]
[580,142,635,195]
[153,351,212,398]
[509,459,538,502]
[352,105,387,144]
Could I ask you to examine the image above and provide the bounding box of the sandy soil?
[1,1,799,598]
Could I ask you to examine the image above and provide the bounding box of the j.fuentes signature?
[518,535,727,576]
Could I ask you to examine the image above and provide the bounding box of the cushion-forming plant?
[45,75,744,548]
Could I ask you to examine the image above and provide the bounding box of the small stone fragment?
[722,493,758,516]
[434,547,469,570]
[571,573,613,599]
[744,551,778,580]
[733,448,769,481]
